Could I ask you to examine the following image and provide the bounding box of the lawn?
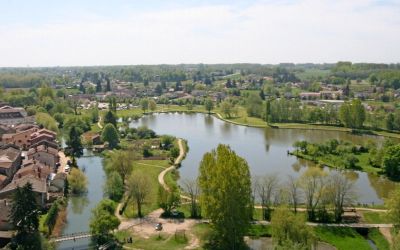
[314,227,372,250]
[124,233,189,250]
[361,211,391,224]
[122,160,169,218]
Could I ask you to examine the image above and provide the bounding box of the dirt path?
[57,151,70,174]
[158,139,185,192]
[97,115,103,129]
[379,227,393,245]
[117,138,200,248]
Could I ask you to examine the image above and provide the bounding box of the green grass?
[247,225,272,237]
[192,223,212,248]
[362,211,391,224]
[315,227,372,250]
[123,160,169,218]
[368,228,390,250]
[125,233,189,250]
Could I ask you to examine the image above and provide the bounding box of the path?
[97,115,103,129]
[58,151,70,174]
[116,139,200,249]
[158,139,185,192]
[255,220,393,228]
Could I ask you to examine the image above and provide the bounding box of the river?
[130,112,397,204]
[57,150,105,250]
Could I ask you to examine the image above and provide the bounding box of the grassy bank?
[292,151,383,175]
[115,105,400,139]
[123,160,169,218]
[314,227,372,250]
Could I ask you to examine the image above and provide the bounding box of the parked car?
[155,223,163,231]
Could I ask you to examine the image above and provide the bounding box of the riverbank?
[116,105,400,139]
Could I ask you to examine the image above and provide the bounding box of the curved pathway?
[97,116,103,129]
[158,139,185,192]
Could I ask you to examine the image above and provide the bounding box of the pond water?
[57,150,105,250]
[131,112,397,204]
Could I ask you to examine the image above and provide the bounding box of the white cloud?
[0,0,399,66]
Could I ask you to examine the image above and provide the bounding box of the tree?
[103,110,117,127]
[352,99,366,128]
[270,207,315,249]
[158,186,181,216]
[299,167,326,221]
[105,172,124,201]
[182,179,201,218]
[339,99,365,128]
[105,76,111,92]
[9,183,41,249]
[204,98,214,114]
[160,135,174,149]
[220,100,233,118]
[198,144,253,249]
[127,172,151,217]
[386,113,395,130]
[140,98,149,113]
[286,175,302,214]
[246,92,263,118]
[149,99,157,112]
[101,123,119,149]
[327,173,356,222]
[155,84,163,95]
[68,168,88,194]
[105,150,135,183]
[90,199,120,243]
[66,126,83,161]
[386,186,400,228]
[254,174,279,220]
[383,144,400,180]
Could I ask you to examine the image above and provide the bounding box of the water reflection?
[131,113,397,204]
[69,195,90,214]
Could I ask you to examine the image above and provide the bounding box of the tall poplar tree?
[198,144,253,249]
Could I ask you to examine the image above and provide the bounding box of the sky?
[0,0,399,67]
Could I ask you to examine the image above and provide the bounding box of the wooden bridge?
[51,232,92,243]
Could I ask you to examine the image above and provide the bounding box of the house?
[28,129,57,146]
[0,106,30,125]
[0,145,22,185]
[27,145,59,169]
[49,172,66,193]
[15,159,52,181]
[300,92,321,100]
[0,125,15,136]
[0,175,48,207]
[1,127,39,150]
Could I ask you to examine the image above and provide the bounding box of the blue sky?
[0,0,399,66]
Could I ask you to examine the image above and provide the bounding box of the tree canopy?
[198,144,253,249]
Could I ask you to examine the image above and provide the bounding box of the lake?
[131,112,397,204]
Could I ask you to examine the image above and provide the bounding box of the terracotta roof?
[27,145,58,157]
[15,124,38,132]
[14,163,51,180]
[0,146,21,169]
[0,175,47,194]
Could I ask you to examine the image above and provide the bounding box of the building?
[15,159,52,181]
[0,145,22,187]
[28,128,57,146]
[0,106,29,125]
[0,175,48,207]
[1,127,39,150]
[27,145,59,169]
